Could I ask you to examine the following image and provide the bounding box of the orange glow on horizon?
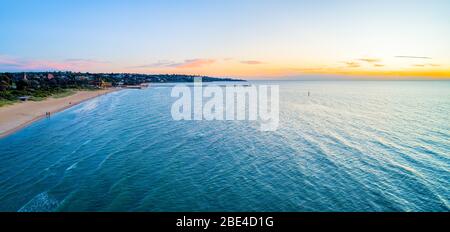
[120,61,450,79]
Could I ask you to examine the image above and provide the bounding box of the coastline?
[0,88,120,139]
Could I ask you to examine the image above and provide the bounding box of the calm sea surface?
[0,81,449,212]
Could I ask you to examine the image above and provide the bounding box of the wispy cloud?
[240,60,264,65]
[0,55,22,67]
[0,55,110,71]
[358,58,384,67]
[412,63,440,67]
[344,61,361,68]
[176,59,216,68]
[359,58,382,63]
[129,59,216,69]
[128,60,180,69]
[395,56,432,59]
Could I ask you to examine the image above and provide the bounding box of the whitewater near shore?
[0,88,118,138]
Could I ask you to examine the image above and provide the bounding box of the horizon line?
[2,70,450,81]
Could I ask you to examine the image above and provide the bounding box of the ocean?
[0,81,449,212]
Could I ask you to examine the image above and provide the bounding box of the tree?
[16,79,29,91]
[0,74,11,91]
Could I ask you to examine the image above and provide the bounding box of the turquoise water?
[0,81,449,212]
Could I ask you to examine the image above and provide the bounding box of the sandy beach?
[0,88,118,138]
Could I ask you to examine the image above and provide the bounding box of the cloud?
[395,56,432,59]
[129,59,216,69]
[175,59,216,68]
[0,55,110,71]
[357,58,384,67]
[0,55,22,67]
[344,61,361,68]
[128,60,180,69]
[240,60,264,65]
[412,63,440,67]
[359,58,382,63]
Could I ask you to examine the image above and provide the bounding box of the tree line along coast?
[0,72,242,106]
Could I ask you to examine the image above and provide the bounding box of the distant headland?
[0,72,244,105]
[0,72,243,89]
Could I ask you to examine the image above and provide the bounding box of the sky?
[0,0,449,79]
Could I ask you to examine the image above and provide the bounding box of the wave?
[18,192,59,212]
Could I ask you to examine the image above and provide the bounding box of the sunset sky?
[1,0,449,79]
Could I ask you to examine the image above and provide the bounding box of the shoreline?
[0,88,120,139]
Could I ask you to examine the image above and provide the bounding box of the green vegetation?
[49,89,76,99]
[0,99,17,107]
[0,87,82,106]
[0,72,99,107]
[0,89,77,106]
[0,71,242,107]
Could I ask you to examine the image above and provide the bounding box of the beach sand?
[0,88,119,138]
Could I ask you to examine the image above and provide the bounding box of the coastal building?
[93,79,112,88]
[75,76,88,81]
[102,81,112,88]
[18,96,30,101]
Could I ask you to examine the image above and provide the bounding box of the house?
[75,76,88,81]
[93,79,112,88]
